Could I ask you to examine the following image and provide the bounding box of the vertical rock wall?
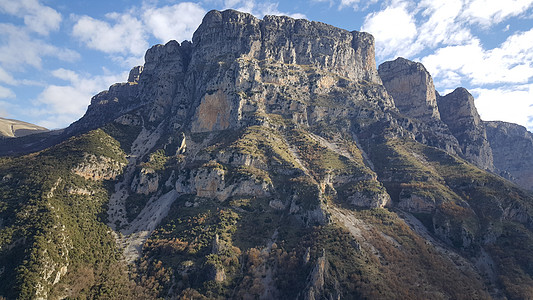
[438,88,494,170]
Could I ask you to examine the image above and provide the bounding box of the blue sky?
[0,0,532,131]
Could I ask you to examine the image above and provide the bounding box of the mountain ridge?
[1,9,533,299]
[0,117,49,138]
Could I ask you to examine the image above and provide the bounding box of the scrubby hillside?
[1,9,533,299]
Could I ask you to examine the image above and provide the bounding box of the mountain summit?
[1,9,533,299]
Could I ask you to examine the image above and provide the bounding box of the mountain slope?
[1,9,533,299]
[0,117,48,138]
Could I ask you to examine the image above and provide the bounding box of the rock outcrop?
[377,57,462,156]
[62,9,387,138]
[378,57,440,121]
[72,154,126,181]
[485,121,533,190]
[438,88,494,170]
[378,58,495,171]
[192,10,380,83]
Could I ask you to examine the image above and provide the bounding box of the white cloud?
[0,85,14,98]
[462,0,533,26]
[473,84,533,130]
[32,68,127,128]
[0,0,61,35]
[224,0,243,7]
[72,1,306,59]
[143,3,206,43]
[72,13,148,56]
[223,0,307,19]
[361,2,417,58]
[51,68,80,82]
[416,0,472,49]
[421,40,484,86]
[0,99,17,117]
[0,66,16,85]
[421,28,533,87]
[0,23,79,70]
[339,0,379,10]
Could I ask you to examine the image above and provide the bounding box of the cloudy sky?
[0,0,532,131]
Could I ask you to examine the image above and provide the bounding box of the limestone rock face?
[140,40,192,122]
[347,190,391,208]
[378,57,440,121]
[127,66,143,83]
[438,88,494,170]
[131,168,160,195]
[65,79,140,136]
[192,10,381,83]
[174,164,273,202]
[485,121,533,190]
[61,9,386,138]
[377,57,462,157]
[72,154,125,181]
[398,192,436,213]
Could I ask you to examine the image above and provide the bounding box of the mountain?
[1,9,533,299]
[0,117,48,138]
[485,121,533,190]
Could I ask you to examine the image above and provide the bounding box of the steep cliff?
[1,9,533,300]
[65,9,385,138]
[438,88,494,170]
[378,57,440,121]
[485,121,533,190]
[378,58,495,171]
[377,58,462,157]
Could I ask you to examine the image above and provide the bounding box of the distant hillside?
[0,117,48,138]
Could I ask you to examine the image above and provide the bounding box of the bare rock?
[72,154,125,181]
[438,88,494,170]
[485,121,533,190]
[378,57,440,121]
[127,66,143,83]
[398,192,436,213]
[193,10,380,83]
[175,164,272,201]
[347,190,391,208]
[131,168,160,195]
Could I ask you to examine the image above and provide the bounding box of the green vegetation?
[2,90,533,300]
[102,121,142,152]
[0,129,146,299]
[362,133,533,297]
[139,196,242,298]
[141,149,169,171]
[228,125,299,168]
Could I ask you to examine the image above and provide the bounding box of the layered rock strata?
[485,121,533,190]
[378,57,440,121]
[438,88,494,170]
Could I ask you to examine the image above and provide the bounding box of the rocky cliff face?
[2,9,533,300]
[65,9,385,138]
[438,88,494,170]
[485,121,533,190]
[378,58,495,171]
[377,58,464,159]
[378,57,440,121]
